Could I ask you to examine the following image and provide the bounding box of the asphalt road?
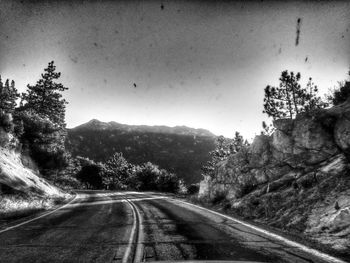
[0,191,345,263]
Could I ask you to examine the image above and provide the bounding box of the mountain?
[66,119,216,184]
[73,119,215,137]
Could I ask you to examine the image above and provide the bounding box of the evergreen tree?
[328,71,350,106]
[201,132,249,178]
[21,61,68,127]
[0,76,19,113]
[104,152,132,189]
[302,78,328,112]
[263,70,327,120]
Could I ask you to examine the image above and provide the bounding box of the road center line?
[123,198,144,263]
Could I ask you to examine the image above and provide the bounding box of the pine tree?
[21,61,68,127]
[201,132,249,178]
[328,71,350,106]
[303,78,328,111]
[263,70,327,120]
[0,76,19,113]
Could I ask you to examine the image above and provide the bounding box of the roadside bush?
[236,183,257,198]
[329,80,350,106]
[76,162,106,189]
[187,184,199,195]
[0,112,14,133]
[156,170,180,193]
[131,162,181,193]
[210,190,228,205]
[14,110,68,171]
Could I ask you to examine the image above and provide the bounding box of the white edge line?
[0,194,78,235]
[173,198,347,263]
[122,199,138,263]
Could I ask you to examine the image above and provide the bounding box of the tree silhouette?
[21,61,68,127]
[263,70,327,120]
[328,71,350,105]
[201,132,249,178]
[0,76,19,113]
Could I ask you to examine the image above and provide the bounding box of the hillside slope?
[66,120,216,184]
[0,128,63,197]
[199,98,350,256]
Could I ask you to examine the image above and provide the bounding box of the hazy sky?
[0,0,349,139]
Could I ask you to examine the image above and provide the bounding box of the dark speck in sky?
[305,56,308,62]
[94,42,98,47]
[133,83,137,88]
[161,3,164,10]
[295,18,302,46]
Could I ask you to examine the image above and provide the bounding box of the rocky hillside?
[199,98,350,255]
[66,119,216,184]
[0,123,63,197]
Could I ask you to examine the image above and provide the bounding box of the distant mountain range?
[65,119,216,184]
[73,119,216,137]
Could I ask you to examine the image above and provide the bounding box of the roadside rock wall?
[199,98,350,252]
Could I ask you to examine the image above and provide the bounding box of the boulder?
[291,116,339,165]
[271,115,339,167]
[271,129,294,162]
[273,118,293,134]
[334,116,350,158]
[249,135,271,167]
[198,175,211,197]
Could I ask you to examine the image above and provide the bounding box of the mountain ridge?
[70,119,216,138]
[66,119,217,184]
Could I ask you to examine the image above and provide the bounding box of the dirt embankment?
[0,125,69,221]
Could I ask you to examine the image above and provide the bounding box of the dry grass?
[0,194,67,220]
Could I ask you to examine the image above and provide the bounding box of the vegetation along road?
[0,191,346,263]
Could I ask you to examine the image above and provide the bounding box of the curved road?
[0,191,346,263]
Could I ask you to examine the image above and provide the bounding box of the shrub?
[210,190,228,205]
[236,183,257,198]
[0,112,14,133]
[329,80,350,106]
[187,184,199,195]
[14,110,68,171]
[76,162,106,189]
[156,170,180,193]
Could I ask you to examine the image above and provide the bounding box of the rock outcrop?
[199,98,350,254]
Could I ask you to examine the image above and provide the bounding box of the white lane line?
[0,194,78,235]
[173,198,347,263]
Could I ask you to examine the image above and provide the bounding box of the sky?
[0,0,349,140]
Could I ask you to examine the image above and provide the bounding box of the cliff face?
[199,99,350,253]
